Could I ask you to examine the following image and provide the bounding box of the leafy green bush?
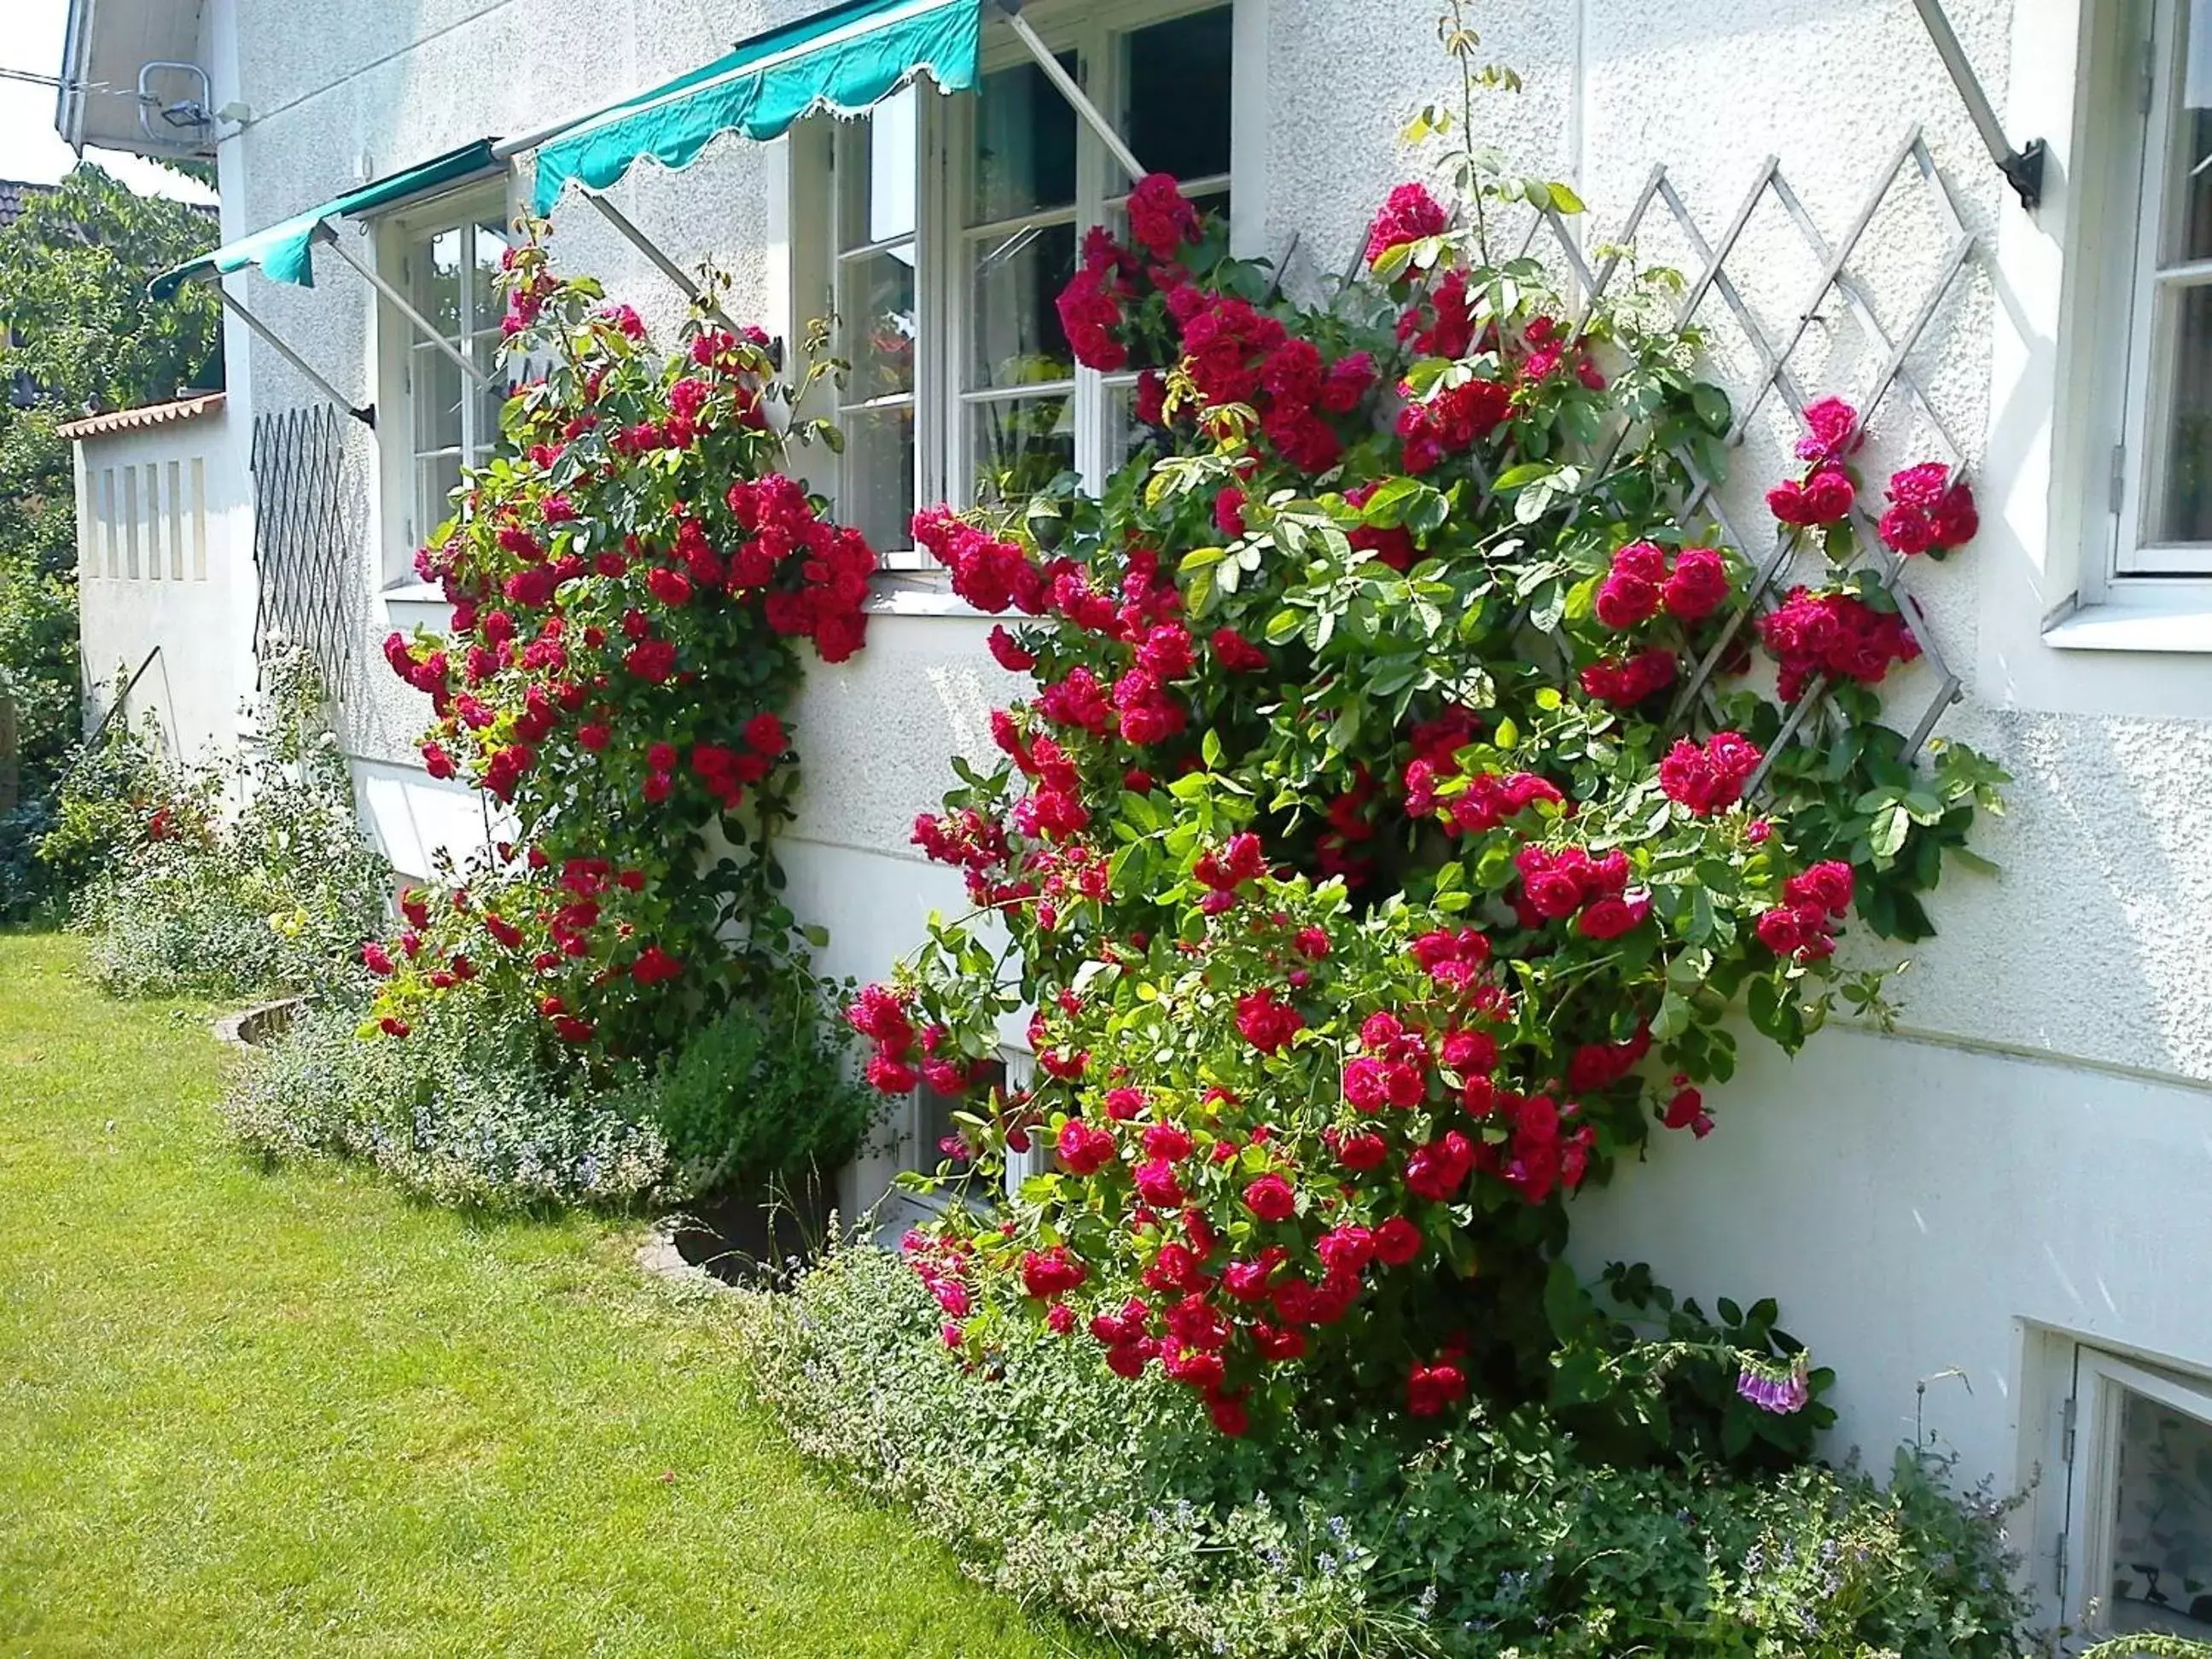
[68,655,390,998]
[619,971,880,1196]
[223,989,668,1211]
[742,1243,2033,1659]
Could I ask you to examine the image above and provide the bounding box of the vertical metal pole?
[995,2,1145,183]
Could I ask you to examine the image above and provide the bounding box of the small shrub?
[743,1242,2034,1659]
[2,687,160,922]
[224,989,667,1211]
[68,654,389,999]
[620,970,880,1196]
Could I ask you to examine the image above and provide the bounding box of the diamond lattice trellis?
[250,405,362,705]
[1516,124,1976,783]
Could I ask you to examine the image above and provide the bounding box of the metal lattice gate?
[250,405,361,703]
[1514,123,1975,778]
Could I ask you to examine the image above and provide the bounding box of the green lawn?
[0,932,1091,1659]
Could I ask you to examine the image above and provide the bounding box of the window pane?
[917,1059,1005,1169]
[841,87,918,246]
[2106,1386,2212,1638]
[1103,378,1160,477]
[968,393,1074,508]
[843,402,917,553]
[414,228,463,334]
[2168,0,2212,264]
[411,342,463,456]
[470,218,511,336]
[1124,9,1234,183]
[843,245,919,399]
[416,452,463,537]
[2156,283,2212,542]
[970,56,1077,224]
[966,221,1074,389]
[473,337,508,463]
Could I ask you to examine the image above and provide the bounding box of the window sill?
[863,576,994,621]
[2043,590,2212,653]
[381,579,449,608]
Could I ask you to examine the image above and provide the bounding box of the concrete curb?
[212,996,305,1051]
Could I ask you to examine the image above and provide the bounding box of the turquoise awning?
[530,0,981,216]
[148,139,503,300]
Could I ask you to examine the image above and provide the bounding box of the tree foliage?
[0,163,220,914]
[0,162,222,412]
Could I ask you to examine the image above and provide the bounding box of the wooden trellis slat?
[1530,127,1976,778]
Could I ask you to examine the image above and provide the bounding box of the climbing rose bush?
[371,239,871,1066]
[855,143,2006,1449]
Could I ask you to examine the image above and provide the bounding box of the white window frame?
[796,0,1242,574]
[371,180,514,585]
[2055,1346,2212,1639]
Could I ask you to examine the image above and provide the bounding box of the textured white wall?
[201,0,2212,1532]
[1566,1026,2212,1606]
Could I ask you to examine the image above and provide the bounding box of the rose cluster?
[1756,586,1922,702]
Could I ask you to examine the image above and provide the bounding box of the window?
[889,1050,1045,1203]
[807,1,1237,569]
[2117,0,2212,574]
[379,186,512,565]
[2058,1349,2212,1641]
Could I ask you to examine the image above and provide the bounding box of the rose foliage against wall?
[372,241,872,1069]
[856,88,2009,1460]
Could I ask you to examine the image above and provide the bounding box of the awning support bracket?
[1912,0,2045,211]
[216,288,375,428]
[580,189,743,334]
[995,1,1144,183]
[323,231,493,387]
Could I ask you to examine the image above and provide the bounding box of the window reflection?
[970,56,1078,224]
[967,221,1075,388]
[969,394,1074,508]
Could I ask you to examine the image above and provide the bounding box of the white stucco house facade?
[57,0,2212,1639]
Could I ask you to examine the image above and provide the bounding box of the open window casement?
[374,185,517,568]
[2059,1348,2212,1644]
[800,0,1237,572]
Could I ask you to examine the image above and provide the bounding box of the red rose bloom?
[1242,1173,1297,1222]
[1374,1215,1423,1266]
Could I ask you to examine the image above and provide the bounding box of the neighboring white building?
[57,0,2212,1636]
[61,393,254,765]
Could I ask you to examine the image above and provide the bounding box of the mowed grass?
[0,932,1093,1659]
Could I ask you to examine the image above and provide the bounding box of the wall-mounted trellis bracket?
[1912,0,2046,211]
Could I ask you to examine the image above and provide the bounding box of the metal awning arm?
[579,189,742,334]
[215,288,375,427]
[321,230,492,387]
[1912,0,2045,210]
[995,1,1144,183]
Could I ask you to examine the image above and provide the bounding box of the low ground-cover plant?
[66,655,390,999]
[224,985,668,1210]
[746,1241,2032,1659]
[853,30,2007,1451]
